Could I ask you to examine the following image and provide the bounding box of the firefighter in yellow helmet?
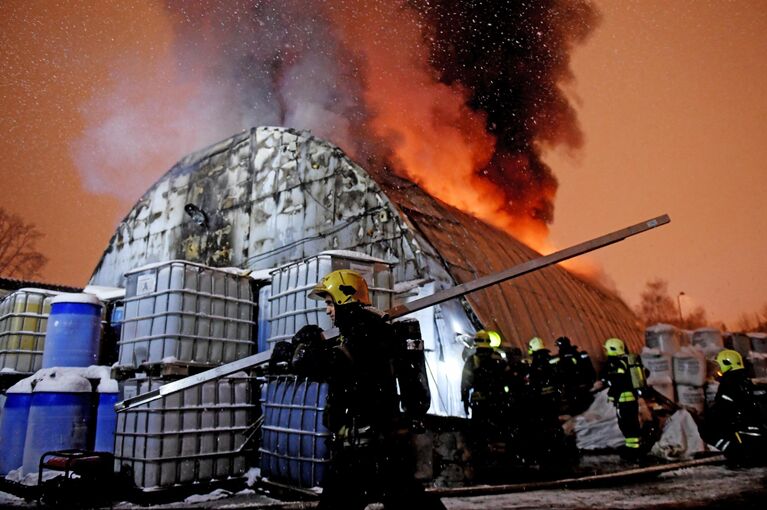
[600,337,643,460]
[526,337,558,399]
[308,269,446,510]
[460,330,511,476]
[701,349,766,464]
[523,336,576,466]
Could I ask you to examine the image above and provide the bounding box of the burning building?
[89,126,642,415]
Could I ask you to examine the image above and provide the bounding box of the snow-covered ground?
[4,462,762,509]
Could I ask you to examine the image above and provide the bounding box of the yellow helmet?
[604,337,625,357]
[716,349,744,374]
[474,330,492,348]
[488,330,502,349]
[308,269,371,306]
[528,336,545,354]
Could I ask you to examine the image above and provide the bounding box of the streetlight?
[677,291,686,325]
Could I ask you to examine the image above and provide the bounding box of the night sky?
[1,0,765,327]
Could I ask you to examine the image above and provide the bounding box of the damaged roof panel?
[91,126,643,365]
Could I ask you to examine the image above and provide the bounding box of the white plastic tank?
[118,261,256,367]
[644,323,682,355]
[266,250,395,350]
[672,346,707,387]
[691,328,724,359]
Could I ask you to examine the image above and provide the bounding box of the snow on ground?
[440,464,767,509]
[3,462,764,509]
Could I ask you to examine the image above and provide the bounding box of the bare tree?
[634,278,678,327]
[736,304,767,332]
[735,312,759,332]
[634,278,711,330]
[759,303,767,330]
[0,207,48,279]
[682,305,708,330]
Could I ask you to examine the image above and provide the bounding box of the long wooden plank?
[115,350,272,411]
[426,454,725,498]
[117,214,669,411]
[386,214,670,320]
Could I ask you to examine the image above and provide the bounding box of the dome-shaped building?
[90,126,643,415]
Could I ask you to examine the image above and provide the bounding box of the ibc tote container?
[0,288,59,373]
[691,328,724,359]
[266,251,394,349]
[118,261,256,368]
[644,323,684,354]
[113,373,256,489]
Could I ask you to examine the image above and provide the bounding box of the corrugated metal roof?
[91,126,642,367]
[376,173,643,357]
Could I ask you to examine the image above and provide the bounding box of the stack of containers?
[673,347,707,414]
[723,332,767,379]
[117,261,256,368]
[642,324,680,403]
[0,288,60,375]
[265,250,394,349]
[726,332,753,360]
[747,332,767,378]
[641,324,681,401]
[112,260,260,489]
[27,292,119,472]
[0,366,118,476]
[691,327,725,413]
[113,372,255,488]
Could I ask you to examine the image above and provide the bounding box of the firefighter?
[554,336,596,415]
[523,336,575,467]
[461,330,509,419]
[526,336,560,408]
[701,349,766,465]
[308,269,446,510]
[460,329,510,473]
[601,337,643,460]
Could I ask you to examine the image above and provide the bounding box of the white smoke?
[70,0,369,203]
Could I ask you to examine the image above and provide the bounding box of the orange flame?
[330,1,554,250]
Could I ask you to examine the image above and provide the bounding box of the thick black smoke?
[75,0,598,229]
[413,0,600,224]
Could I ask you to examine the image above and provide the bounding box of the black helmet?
[555,336,572,350]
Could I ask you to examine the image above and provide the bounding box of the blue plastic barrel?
[0,386,32,474]
[42,293,102,368]
[22,373,95,474]
[94,391,119,453]
[260,376,331,488]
